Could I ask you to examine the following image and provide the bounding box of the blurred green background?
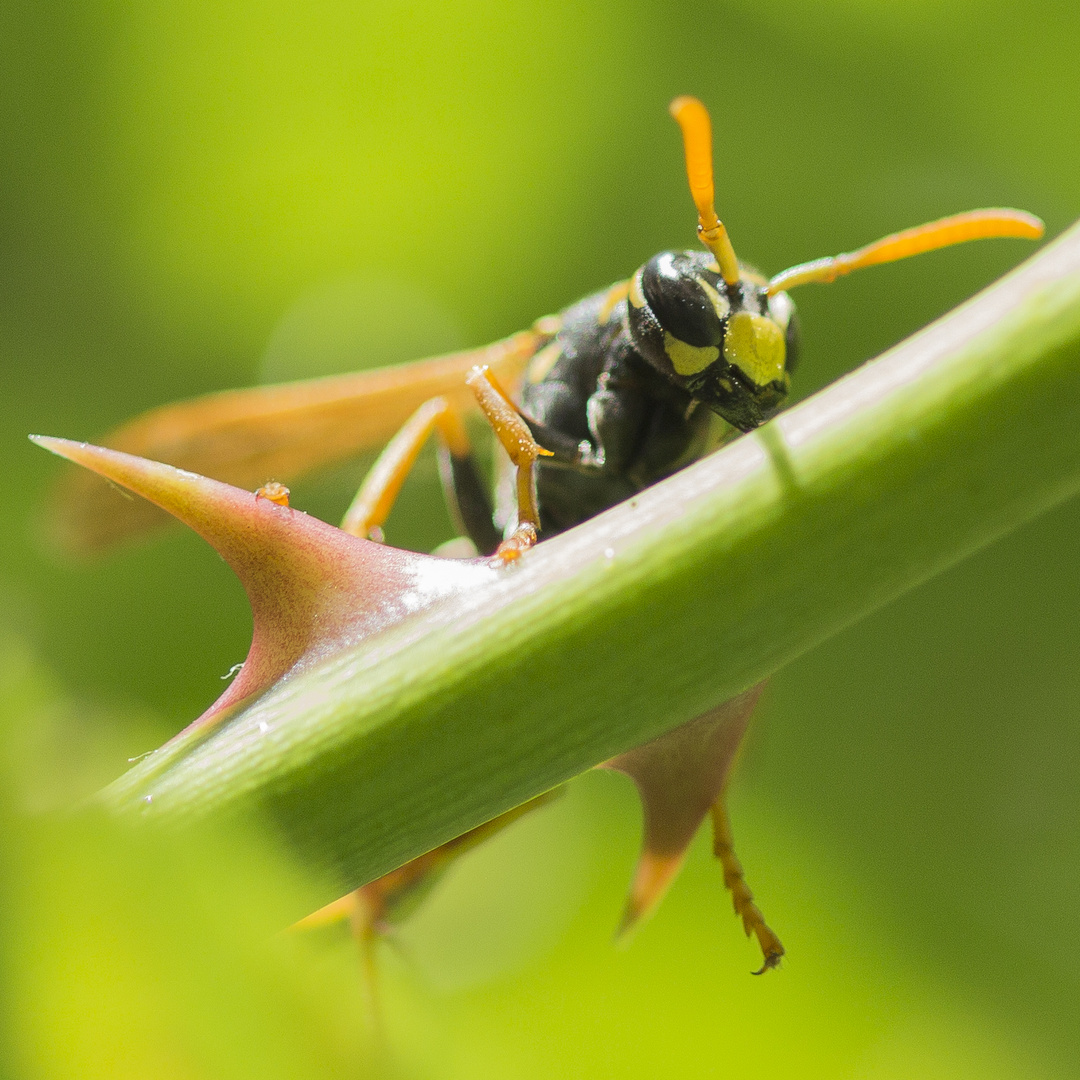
[2,0,1079,1076]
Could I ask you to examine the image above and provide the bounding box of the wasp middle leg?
[341,394,503,555]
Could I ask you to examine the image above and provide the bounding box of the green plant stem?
[104,223,1080,916]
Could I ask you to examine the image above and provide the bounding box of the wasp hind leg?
[711,796,785,973]
[341,396,502,555]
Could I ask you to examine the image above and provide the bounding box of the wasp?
[320,97,1044,569]
[58,96,1043,973]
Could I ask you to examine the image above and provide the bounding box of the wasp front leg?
[521,351,653,479]
[465,366,554,562]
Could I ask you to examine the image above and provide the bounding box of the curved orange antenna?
[768,208,1045,295]
[669,96,740,286]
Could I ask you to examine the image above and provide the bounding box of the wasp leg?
[465,366,554,562]
[341,396,500,554]
[292,790,560,1033]
[438,444,502,556]
[350,894,384,1041]
[597,280,631,323]
[711,797,785,973]
[516,415,600,470]
[292,888,383,1037]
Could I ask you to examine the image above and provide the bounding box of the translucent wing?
[49,331,544,554]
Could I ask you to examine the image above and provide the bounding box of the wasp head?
[626,250,799,433]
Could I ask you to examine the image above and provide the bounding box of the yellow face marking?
[694,275,730,322]
[629,269,647,309]
[723,312,787,387]
[664,331,720,376]
[526,341,563,384]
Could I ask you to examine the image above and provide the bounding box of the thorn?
[31,436,495,741]
[613,850,687,942]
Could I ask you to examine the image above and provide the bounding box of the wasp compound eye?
[642,252,726,349]
[767,290,800,375]
[628,250,734,377]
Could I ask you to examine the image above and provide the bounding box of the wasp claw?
[751,949,784,976]
[493,522,537,563]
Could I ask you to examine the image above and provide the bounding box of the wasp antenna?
[669,96,741,287]
[767,208,1045,295]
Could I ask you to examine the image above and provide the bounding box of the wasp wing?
[49,331,543,554]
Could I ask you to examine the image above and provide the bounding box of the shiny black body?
[443,249,799,553]
[521,288,714,535]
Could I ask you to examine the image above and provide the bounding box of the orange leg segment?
[340,396,469,540]
[342,366,553,559]
[711,797,785,973]
[465,365,553,561]
[597,280,631,324]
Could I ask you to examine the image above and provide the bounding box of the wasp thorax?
[627,249,799,432]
